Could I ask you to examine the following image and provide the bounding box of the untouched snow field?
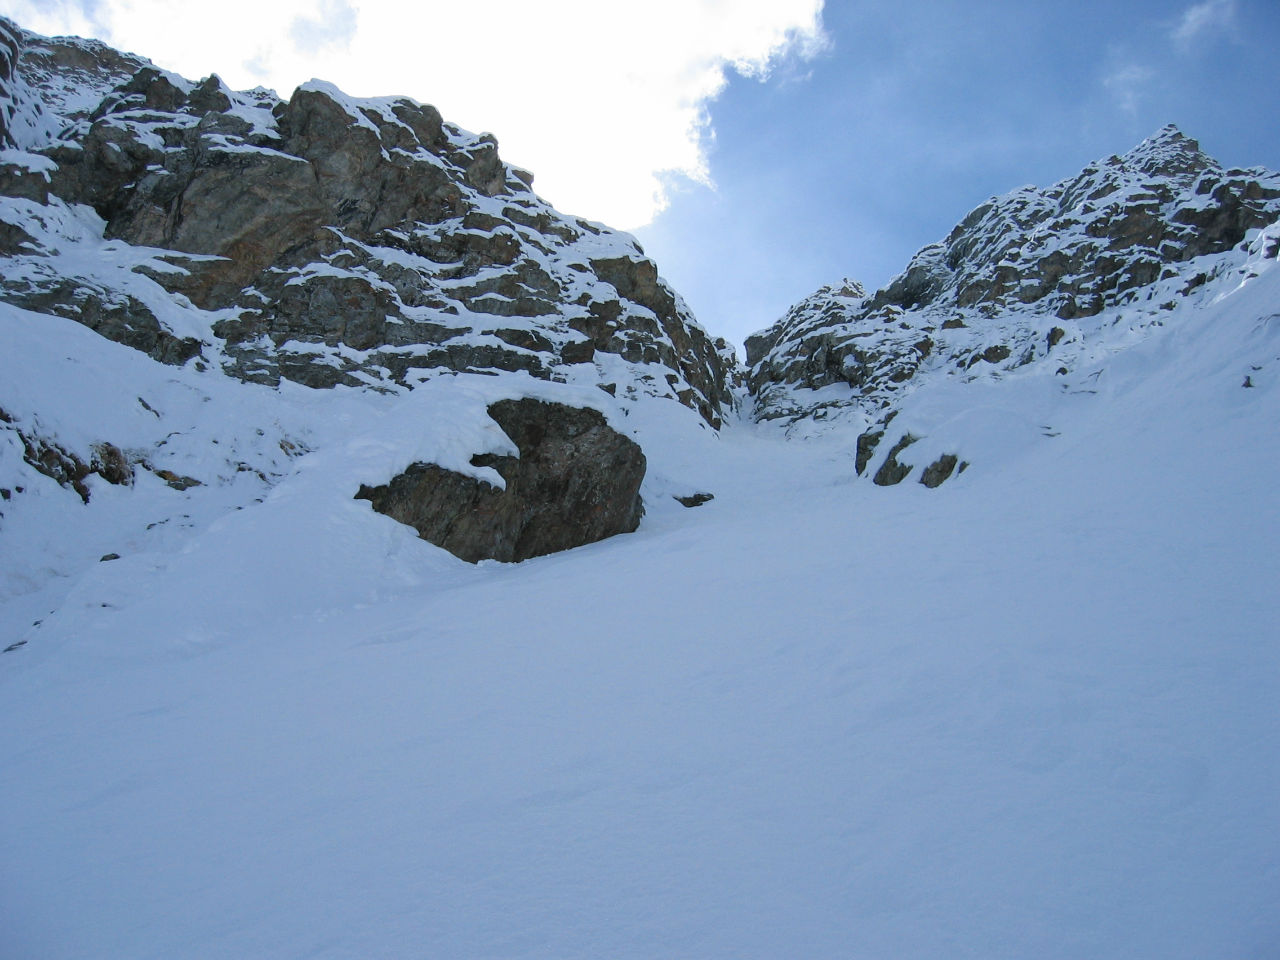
[3,245,1280,957]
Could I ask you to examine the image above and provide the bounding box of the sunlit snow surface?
[2,238,1279,957]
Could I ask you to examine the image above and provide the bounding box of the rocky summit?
[746,125,1280,483]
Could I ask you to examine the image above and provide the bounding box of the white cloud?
[1102,63,1153,115]
[289,0,357,55]
[2,0,827,229]
[1,0,100,37]
[1171,0,1238,47]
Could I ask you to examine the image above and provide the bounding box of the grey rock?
[0,19,20,147]
[749,125,1280,431]
[1,18,735,426]
[920,453,959,488]
[355,399,645,562]
[674,492,714,507]
[872,434,918,487]
[0,279,203,365]
[854,429,883,477]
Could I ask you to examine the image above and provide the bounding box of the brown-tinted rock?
[12,423,91,501]
[3,20,735,424]
[153,468,202,491]
[91,442,133,485]
[979,344,1011,365]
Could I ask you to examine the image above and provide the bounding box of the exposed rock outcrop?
[0,406,134,503]
[355,398,645,563]
[749,126,1280,426]
[748,126,1280,485]
[0,17,734,426]
[0,19,18,147]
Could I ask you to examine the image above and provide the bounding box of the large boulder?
[355,398,645,562]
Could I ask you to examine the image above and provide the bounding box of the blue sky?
[635,0,1280,345]
[6,0,1279,350]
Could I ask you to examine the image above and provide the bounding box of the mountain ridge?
[2,16,1279,959]
[0,17,735,425]
[1,17,1278,513]
[743,123,1280,485]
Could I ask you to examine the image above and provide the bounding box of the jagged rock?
[152,468,201,491]
[1,279,203,365]
[6,414,91,501]
[1,404,137,501]
[872,434,918,487]
[674,492,714,508]
[749,125,1280,430]
[355,399,645,562]
[91,442,132,486]
[0,19,18,147]
[0,17,735,425]
[920,454,959,488]
[854,429,883,476]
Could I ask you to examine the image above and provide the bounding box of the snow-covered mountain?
[0,19,733,421]
[2,17,1278,960]
[747,124,1280,484]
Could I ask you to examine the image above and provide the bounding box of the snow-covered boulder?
[356,398,646,563]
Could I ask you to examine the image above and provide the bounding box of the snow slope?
[2,217,1278,957]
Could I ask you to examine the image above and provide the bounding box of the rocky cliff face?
[746,126,1280,482]
[6,15,1279,517]
[0,18,734,426]
[749,127,1280,418]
